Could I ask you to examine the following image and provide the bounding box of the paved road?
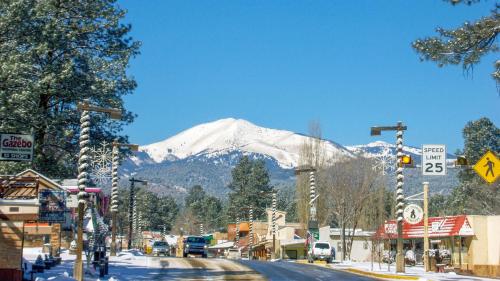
[240,260,378,281]
[149,257,265,280]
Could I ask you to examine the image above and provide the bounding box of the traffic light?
[455,156,468,166]
[400,155,413,166]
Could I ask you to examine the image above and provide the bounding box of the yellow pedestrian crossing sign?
[473,151,499,184]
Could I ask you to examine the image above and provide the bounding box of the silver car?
[152,241,170,256]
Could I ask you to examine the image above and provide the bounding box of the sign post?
[422,145,447,176]
[423,182,430,272]
[0,133,34,161]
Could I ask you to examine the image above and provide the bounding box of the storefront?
[375,215,474,268]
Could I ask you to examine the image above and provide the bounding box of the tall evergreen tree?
[445,117,499,215]
[412,1,499,86]
[184,185,224,233]
[0,0,140,177]
[135,188,179,232]
[227,156,272,221]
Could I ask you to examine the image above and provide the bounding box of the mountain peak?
[139,118,351,168]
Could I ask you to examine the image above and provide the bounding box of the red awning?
[375,215,474,239]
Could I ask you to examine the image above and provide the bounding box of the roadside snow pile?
[113,250,145,261]
[35,274,75,281]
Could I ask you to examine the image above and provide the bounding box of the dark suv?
[183,236,207,258]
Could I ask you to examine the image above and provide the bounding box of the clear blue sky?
[119,0,499,152]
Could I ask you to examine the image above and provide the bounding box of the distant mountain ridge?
[133,118,352,169]
[121,118,459,198]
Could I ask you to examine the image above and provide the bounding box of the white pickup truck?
[307,241,333,263]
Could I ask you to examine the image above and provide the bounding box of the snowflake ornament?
[373,147,396,175]
[90,140,113,187]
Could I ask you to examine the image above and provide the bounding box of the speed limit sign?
[422,144,446,176]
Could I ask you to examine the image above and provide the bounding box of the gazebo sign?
[0,133,34,161]
[39,190,66,222]
[403,204,423,224]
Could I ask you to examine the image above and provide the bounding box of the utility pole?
[235,216,240,249]
[74,101,121,281]
[249,207,254,260]
[295,166,318,254]
[371,121,407,273]
[110,141,138,256]
[127,177,147,250]
[271,191,277,260]
[423,182,430,272]
[132,190,137,249]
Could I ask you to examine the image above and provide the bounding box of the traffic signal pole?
[395,123,405,273]
[371,121,407,273]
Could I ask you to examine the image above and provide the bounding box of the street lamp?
[110,140,139,256]
[127,177,147,250]
[295,166,318,254]
[370,121,407,273]
[74,100,122,281]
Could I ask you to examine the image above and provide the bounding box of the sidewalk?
[329,261,498,281]
[23,247,155,281]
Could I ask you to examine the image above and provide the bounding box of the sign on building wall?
[65,194,79,208]
[0,133,34,161]
[39,190,66,222]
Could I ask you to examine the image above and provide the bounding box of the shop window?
[286,250,298,259]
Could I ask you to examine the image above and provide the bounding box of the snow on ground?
[330,261,497,281]
[23,248,164,281]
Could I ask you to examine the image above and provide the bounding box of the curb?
[343,268,421,280]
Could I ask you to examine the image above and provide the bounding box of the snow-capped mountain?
[134,118,353,169]
[121,119,459,198]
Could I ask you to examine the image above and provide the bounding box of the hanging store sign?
[0,133,34,161]
[39,190,66,222]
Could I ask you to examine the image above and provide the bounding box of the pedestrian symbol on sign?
[484,158,495,178]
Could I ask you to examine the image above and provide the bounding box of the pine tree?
[0,0,140,177]
[444,117,499,215]
[228,156,272,221]
[412,1,499,85]
[135,188,179,232]
[183,185,225,233]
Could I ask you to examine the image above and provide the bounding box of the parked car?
[308,241,333,263]
[183,236,208,258]
[152,241,170,256]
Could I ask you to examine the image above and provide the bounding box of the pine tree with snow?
[0,0,140,177]
[412,1,499,86]
[446,117,499,215]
